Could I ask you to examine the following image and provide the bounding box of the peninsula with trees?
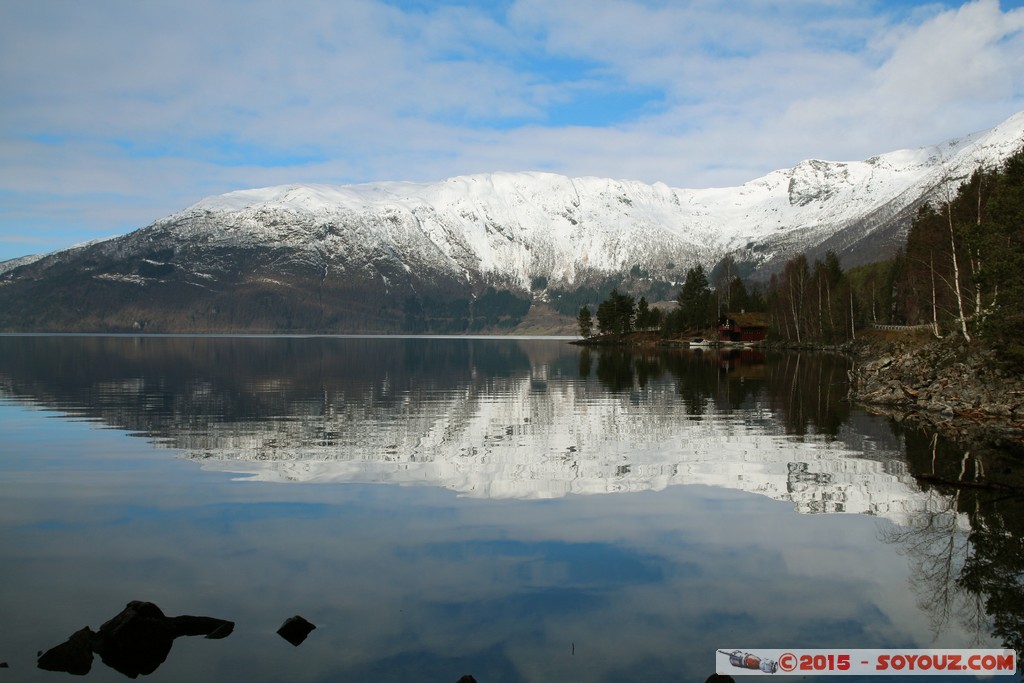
[573,147,1024,448]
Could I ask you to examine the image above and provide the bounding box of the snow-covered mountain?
[1,111,1022,333]
[159,109,1024,286]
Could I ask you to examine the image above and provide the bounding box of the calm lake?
[0,335,1020,682]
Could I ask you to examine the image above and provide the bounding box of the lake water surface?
[0,335,1021,682]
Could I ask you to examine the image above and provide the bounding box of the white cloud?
[780,0,1024,149]
[1,0,1023,260]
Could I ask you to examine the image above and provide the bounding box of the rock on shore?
[848,337,1024,449]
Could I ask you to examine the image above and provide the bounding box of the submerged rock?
[37,626,95,675]
[37,601,234,678]
[172,615,235,639]
[92,601,177,677]
[276,615,316,646]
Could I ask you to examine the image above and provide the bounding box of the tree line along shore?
[571,146,1024,449]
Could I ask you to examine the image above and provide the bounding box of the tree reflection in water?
[585,345,1024,660]
[588,347,850,435]
[883,428,1024,659]
[578,348,592,380]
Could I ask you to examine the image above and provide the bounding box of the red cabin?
[718,312,768,343]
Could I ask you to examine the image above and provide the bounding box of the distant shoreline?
[0,332,578,340]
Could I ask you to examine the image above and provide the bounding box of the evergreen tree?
[725,276,753,313]
[613,289,636,334]
[636,296,652,330]
[677,264,712,330]
[978,147,1024,367]
[648,305,664,331]
[596,298,616,335]
[577,305,594,338]
[594,289,637,335]
[661,307,684,338]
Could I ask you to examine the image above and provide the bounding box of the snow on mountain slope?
[2,111,1022,333]
[0,253,43,275]
[166,172,716,287]
[156,110,1023,287]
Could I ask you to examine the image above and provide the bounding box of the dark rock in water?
[706,675,735,683]
[456,676,478,683]
[37,626,95,675]
[38,601,234,678]
[92,601,177,678]
[171,614,235,639]
[0,660,8,667]
[203,621,235,640]
[277,615,316,646]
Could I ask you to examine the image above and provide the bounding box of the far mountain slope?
[1,111,1022,333]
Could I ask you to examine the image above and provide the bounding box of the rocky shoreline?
[846,336,1024,451]
[572,331,1024,451]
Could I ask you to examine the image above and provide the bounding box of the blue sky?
[1,0,1023,261]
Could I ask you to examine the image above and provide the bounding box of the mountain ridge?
[2,111,1022,333]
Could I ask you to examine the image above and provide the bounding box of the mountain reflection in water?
[0,336,952,517]
[1,335,1022,681]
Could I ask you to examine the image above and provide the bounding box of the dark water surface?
[0,335,1021,682]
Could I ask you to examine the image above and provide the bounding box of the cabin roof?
[721,312,769,328]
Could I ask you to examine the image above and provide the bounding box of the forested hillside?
[764,144,1024,365]
[580,145,1024,369]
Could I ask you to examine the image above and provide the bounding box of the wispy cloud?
[1,0,1023,260]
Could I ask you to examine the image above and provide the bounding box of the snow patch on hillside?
[134,111,1024,286]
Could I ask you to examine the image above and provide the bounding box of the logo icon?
[719,650,779,674]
